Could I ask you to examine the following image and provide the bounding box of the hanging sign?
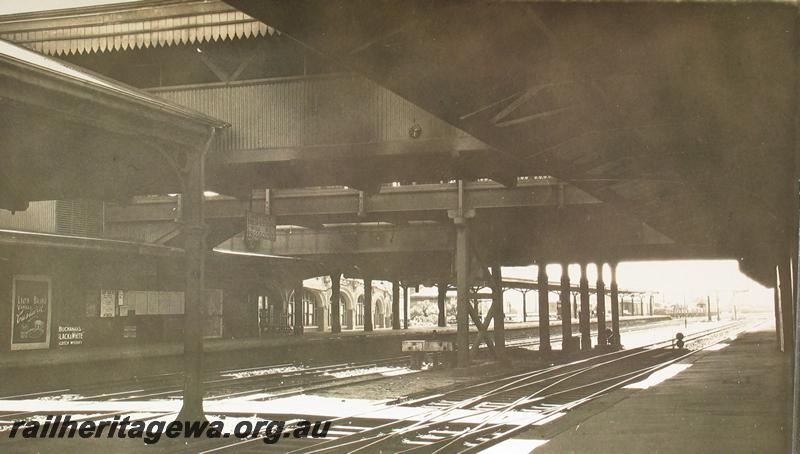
[11,275,51,351]
[245,210,276,248]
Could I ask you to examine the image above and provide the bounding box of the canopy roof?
[0,38,224,125]
[0,0,277,56]
[227,0,799,285]
[0,228,182,256]
[0,37,227,211]
[0,229,325,281]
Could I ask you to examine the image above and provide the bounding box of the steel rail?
[309,321,745,454]
[458,320,759,453]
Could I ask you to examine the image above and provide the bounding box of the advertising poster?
[11,275,51,351]
[57,326,84,347]
[99,290,116,318]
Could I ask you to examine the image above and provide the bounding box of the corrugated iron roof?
[0,37,228,128]
[0,0,279,56]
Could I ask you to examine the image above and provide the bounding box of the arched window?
[289,289,316,327]
[338,292,353,328]
[304,292,315,326]
[356,295,364,326]
[257,295,268,333]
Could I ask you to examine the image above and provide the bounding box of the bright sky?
[504,260,773,311]
[506,260,766,293]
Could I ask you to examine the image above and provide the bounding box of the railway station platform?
[0,316,667,394]
[504,322,791,454]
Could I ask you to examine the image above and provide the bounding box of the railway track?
[0,317,738,452]
[0,317,678,406]
[194,319,752,453]
[0,355,416,431]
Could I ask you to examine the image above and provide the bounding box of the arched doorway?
[254,285,287,335]
[288,288,318,329]
[356,295,365,327]
[375,298,386,328]
[340,291,354,330]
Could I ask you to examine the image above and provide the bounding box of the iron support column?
[610,262,621,349]
[490,265,505,358]
[579,263,591,351]
[363,278,373,332]
[522,292,527,323]
[177,148,207,422]
[572,294,578,320]
[392,281,401,330]
[293,281,304,335]
[560,263,572,352]
[454,218,471,367]
[449,182,474,368]
[403,285,409,329]
[330,272,341,334]
[775,277,784,351]
[538,264,551,354]
[437,283,447,327]
[596,265,607,349]
[779,259,794,351]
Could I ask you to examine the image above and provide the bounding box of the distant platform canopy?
[0,0,278,56]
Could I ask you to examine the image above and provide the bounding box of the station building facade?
[261,277,394,334]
